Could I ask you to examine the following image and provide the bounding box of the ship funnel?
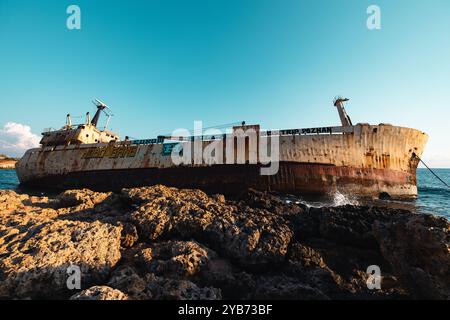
[333,96,353,127]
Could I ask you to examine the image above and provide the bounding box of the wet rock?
[235,188,307,216]
[70,286,128,300]
[296,205,410,248]
[373,213,450,299]
[290,237,400,298]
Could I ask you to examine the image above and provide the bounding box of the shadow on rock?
[0,187,448,300]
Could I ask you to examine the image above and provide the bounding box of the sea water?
[0,169,20,190]
[0,168,449,219]
[416,168,450,218]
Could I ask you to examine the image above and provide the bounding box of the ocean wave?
[418,185,450,196]
[329,190,359,206]
[288,190,360,208]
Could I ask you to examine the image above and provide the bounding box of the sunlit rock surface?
[0,186,448,300]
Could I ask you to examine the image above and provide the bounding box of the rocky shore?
[0,158,17,169]
[0,185,448,300]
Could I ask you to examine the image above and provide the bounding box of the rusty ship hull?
[16,123,428,199]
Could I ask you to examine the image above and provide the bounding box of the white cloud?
[0,122,41,157]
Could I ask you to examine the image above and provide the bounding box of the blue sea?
[0,168,449,219]
[416,168,450,218]
[0,170,20,190]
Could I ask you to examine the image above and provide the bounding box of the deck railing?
[131,125,354,146]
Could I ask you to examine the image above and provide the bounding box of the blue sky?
[0,0,449,167]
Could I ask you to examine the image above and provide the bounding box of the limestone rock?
[70,286,128,300]
[119,222,139,248]
[0,220,122,299]
[107,266,147,298]
[0,190,28,211]
[286,242,326,269]
[250,275,330,300]
[56,189,112,209]
[196,258,256,299]
[0,184,448,300]
[373,213,450,299]
[125,185,293,270]
[143,274,222,300]
[296,205,410,248]
[133,240,216,277]
[124,185,215,241]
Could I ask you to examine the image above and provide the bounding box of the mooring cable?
[413,153,450,189]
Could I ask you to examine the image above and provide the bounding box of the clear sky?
[0,0,449,167]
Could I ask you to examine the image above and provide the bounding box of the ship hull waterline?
[18,162,419,199]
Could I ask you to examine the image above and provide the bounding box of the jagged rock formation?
[0,186,448,300]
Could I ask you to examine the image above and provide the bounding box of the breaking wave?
[330,190,359,206]
[284,190,360,208]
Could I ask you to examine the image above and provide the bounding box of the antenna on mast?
[91,99,114,128]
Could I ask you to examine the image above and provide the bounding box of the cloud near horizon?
[0,122,41,157]
[420,154,450,169]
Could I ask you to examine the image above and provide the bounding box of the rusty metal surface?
[16,124,428,198]
[19,162,416,198]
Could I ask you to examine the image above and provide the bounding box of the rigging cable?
[413,153,450,189]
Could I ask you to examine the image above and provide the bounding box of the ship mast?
[91,99,113,128]
[333,97,353,127]
[65,114,72,129]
